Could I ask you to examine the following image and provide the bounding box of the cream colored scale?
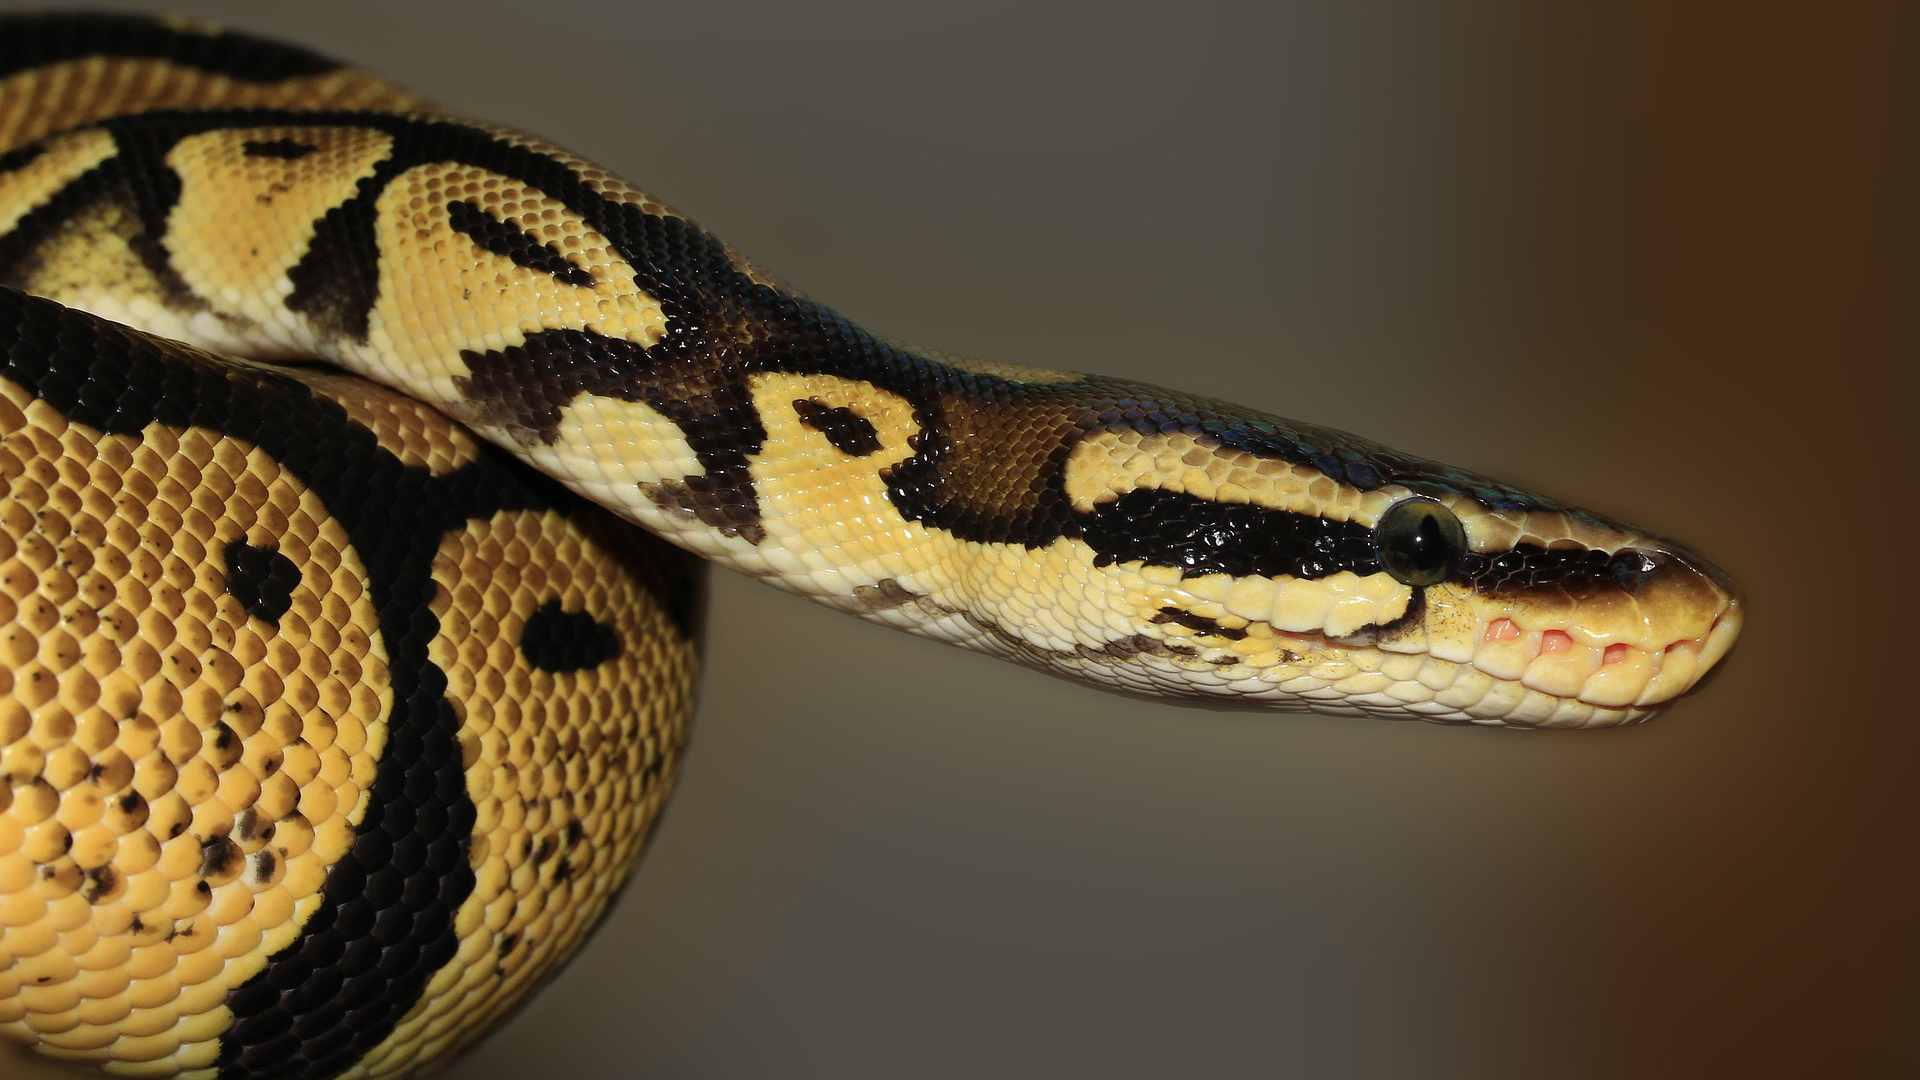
[0,380,386,1074]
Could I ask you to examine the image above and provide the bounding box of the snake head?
[892,372,1745,728]
[1114,488,1748,728]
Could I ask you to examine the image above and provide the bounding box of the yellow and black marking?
[0,11,1742,1080]
[0,286,696,1078]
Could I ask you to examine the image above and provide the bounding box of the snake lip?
[1686,594,1744,686]
[1435,541,1744,713]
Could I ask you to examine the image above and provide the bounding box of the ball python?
[0,11,1744,1079]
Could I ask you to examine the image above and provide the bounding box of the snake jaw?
[1095,528,1743,727]
[1414,540,1743,724]
[1506,542,1742,714]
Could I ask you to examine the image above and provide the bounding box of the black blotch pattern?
[1081,487,1379,580]
[521,599,622,673]
[0,154,197,314]
[223,540,300,623]
[34,106,1588,567]
[81,866,118,903]
[0,285,692,1080]
[1077,633,1196,663]
[457,325,771,542]
[199,836,241,879]
[208,721,243,769]
[792,398,881,456]
[0,143,45,176]
[11,100,1600,610]
[851,578,922,612]
[285,185,383,342]
[244,138,319,160]
[0,12,343,81]
[446,199,594,287]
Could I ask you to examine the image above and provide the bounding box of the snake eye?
[1374,498,1466,587]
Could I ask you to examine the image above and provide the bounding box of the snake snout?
[1448,536,1742,721]
[1604,542,1744,707]
[1656,544,1744,683]
[1624,543,1741,632]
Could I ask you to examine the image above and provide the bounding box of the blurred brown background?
[2,1,1910,1078]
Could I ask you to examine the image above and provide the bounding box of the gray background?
[2,2,1909,1078]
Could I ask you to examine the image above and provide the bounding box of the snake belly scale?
[0,12,1744,1080]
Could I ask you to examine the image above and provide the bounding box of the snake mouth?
[1452,536,1745,712]
[1273,544,1745,724]
[1123,538,1744,725]
[1462,594,1743,710]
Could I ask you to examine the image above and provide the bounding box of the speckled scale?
[0,286,697,1078]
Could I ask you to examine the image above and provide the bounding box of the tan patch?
[0,61,434,154]
[518,397,701,524]
[747,372,921,525]
[921,380,1086,527]
[0,128,116,235]
[12,197,177,326]
[162,126,396,333]
[300,371,484,475]
[353,162,669,404]
[0,380,389,1072]
[1062,428,1384,520]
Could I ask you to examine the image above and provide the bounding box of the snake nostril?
[1610,548,1665,590]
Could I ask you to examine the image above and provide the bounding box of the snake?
[0,11,1744,1080]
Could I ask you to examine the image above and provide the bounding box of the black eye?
[1374,498,1466,587]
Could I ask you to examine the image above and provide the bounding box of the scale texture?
[0,12,1740,1079]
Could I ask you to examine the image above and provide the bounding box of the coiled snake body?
[0,13,1743,1079]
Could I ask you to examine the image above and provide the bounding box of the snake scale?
[0,12,1743,1079]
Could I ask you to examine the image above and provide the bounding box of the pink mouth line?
[1477,607,1738,707]
[1482,616,1720,662]
[1221,598,1738,716]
